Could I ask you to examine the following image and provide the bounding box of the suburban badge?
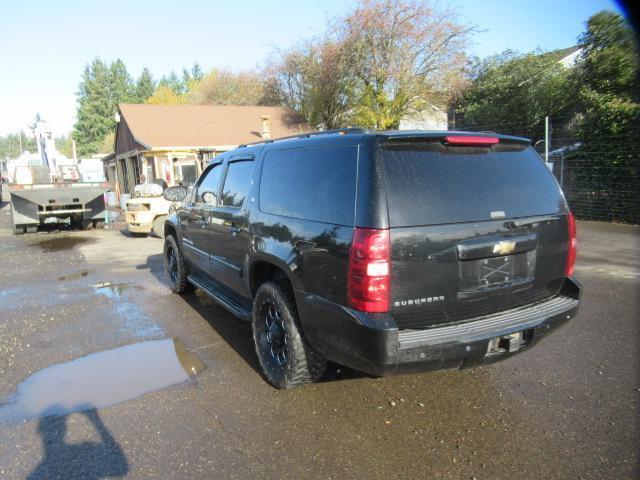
[394,296,445,307]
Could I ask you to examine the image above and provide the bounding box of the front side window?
[220,160,255,208]
[196,164,223,205]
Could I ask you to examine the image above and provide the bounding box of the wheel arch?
[248,256,297,299]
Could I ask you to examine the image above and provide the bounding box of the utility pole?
[19,131,23,155]
[544,115,550,165]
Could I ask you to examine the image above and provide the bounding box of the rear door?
[380,138,571,329]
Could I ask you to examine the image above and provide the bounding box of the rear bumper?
[297,277,581,376]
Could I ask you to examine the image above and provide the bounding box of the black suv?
[162,129,581,388]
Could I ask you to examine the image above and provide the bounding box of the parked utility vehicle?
[8,122,107,234]
[125,182,172,238]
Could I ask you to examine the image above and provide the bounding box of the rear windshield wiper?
[504,215,560,229]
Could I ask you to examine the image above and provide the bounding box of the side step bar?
[187,273,252,321]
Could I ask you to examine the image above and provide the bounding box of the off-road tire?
[163,234,194,294]
[252,281,327,389]
[152,215,167,238]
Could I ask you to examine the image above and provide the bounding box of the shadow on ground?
[27,406,128,480]
[140,253,367,384]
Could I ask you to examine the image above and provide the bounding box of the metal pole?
[544,115,549,165]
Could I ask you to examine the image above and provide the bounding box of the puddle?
[31,236,92,252]
[93,281,144,299]
[93,282,161,339]
[58,270,90,281]
[0,339,205,423]
[92,282,165,338]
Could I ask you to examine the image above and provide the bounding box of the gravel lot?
[0,189,638,479]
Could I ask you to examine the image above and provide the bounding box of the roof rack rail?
[238,127,368,148]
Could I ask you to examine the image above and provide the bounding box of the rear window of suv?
[259,145,358,226]
[381,142,565,227]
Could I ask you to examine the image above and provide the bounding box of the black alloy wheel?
[252,281,326,389]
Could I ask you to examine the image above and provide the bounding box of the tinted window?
[221,161,255,208]
[196,164,222,204]
[259,146,357,226]
[382,143,566,227]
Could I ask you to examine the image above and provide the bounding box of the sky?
[0,0,625,137]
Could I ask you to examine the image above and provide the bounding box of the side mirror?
[163,185,188,202]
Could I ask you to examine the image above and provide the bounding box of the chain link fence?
[453,114,640,225]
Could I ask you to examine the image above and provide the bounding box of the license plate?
[479,256,514,286]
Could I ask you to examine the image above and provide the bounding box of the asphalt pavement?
[0,189,638,479]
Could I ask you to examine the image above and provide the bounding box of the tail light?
[565,212,577,276]
[348,228,390,313]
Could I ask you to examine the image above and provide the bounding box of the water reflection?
[0,339,205,423]
[30,236,92,252]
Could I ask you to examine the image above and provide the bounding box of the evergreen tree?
[72,57,134,156]
[109,59,134,104]
[159,71,185,95]
[191,62,204,82]
[134,67,156,103]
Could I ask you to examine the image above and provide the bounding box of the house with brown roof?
[107,104,306,197]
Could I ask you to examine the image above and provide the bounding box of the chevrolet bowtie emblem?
[493,240,516,255]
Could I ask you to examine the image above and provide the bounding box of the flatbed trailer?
[9,181,108,234]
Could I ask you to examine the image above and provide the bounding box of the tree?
[570,11,640,223]
[73,58,114,156]
[455,50,575,139]
[133,68,156,103]
[72,57,134,156]
[0,131,37,158]
[576,10,638,99]
[145,85,187,105]
[188,68,276,106]
[100,132,115,154]
[109,59,134,104]
[190,63,204,82]
[267,39,354,129]
[340,0,472,129]
[267,0,472,129]
[55,135,74,158]
[159,71,186,95]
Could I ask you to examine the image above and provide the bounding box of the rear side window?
[221,160,255,208]
[382,142,565,227]
[259,145,357,226]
